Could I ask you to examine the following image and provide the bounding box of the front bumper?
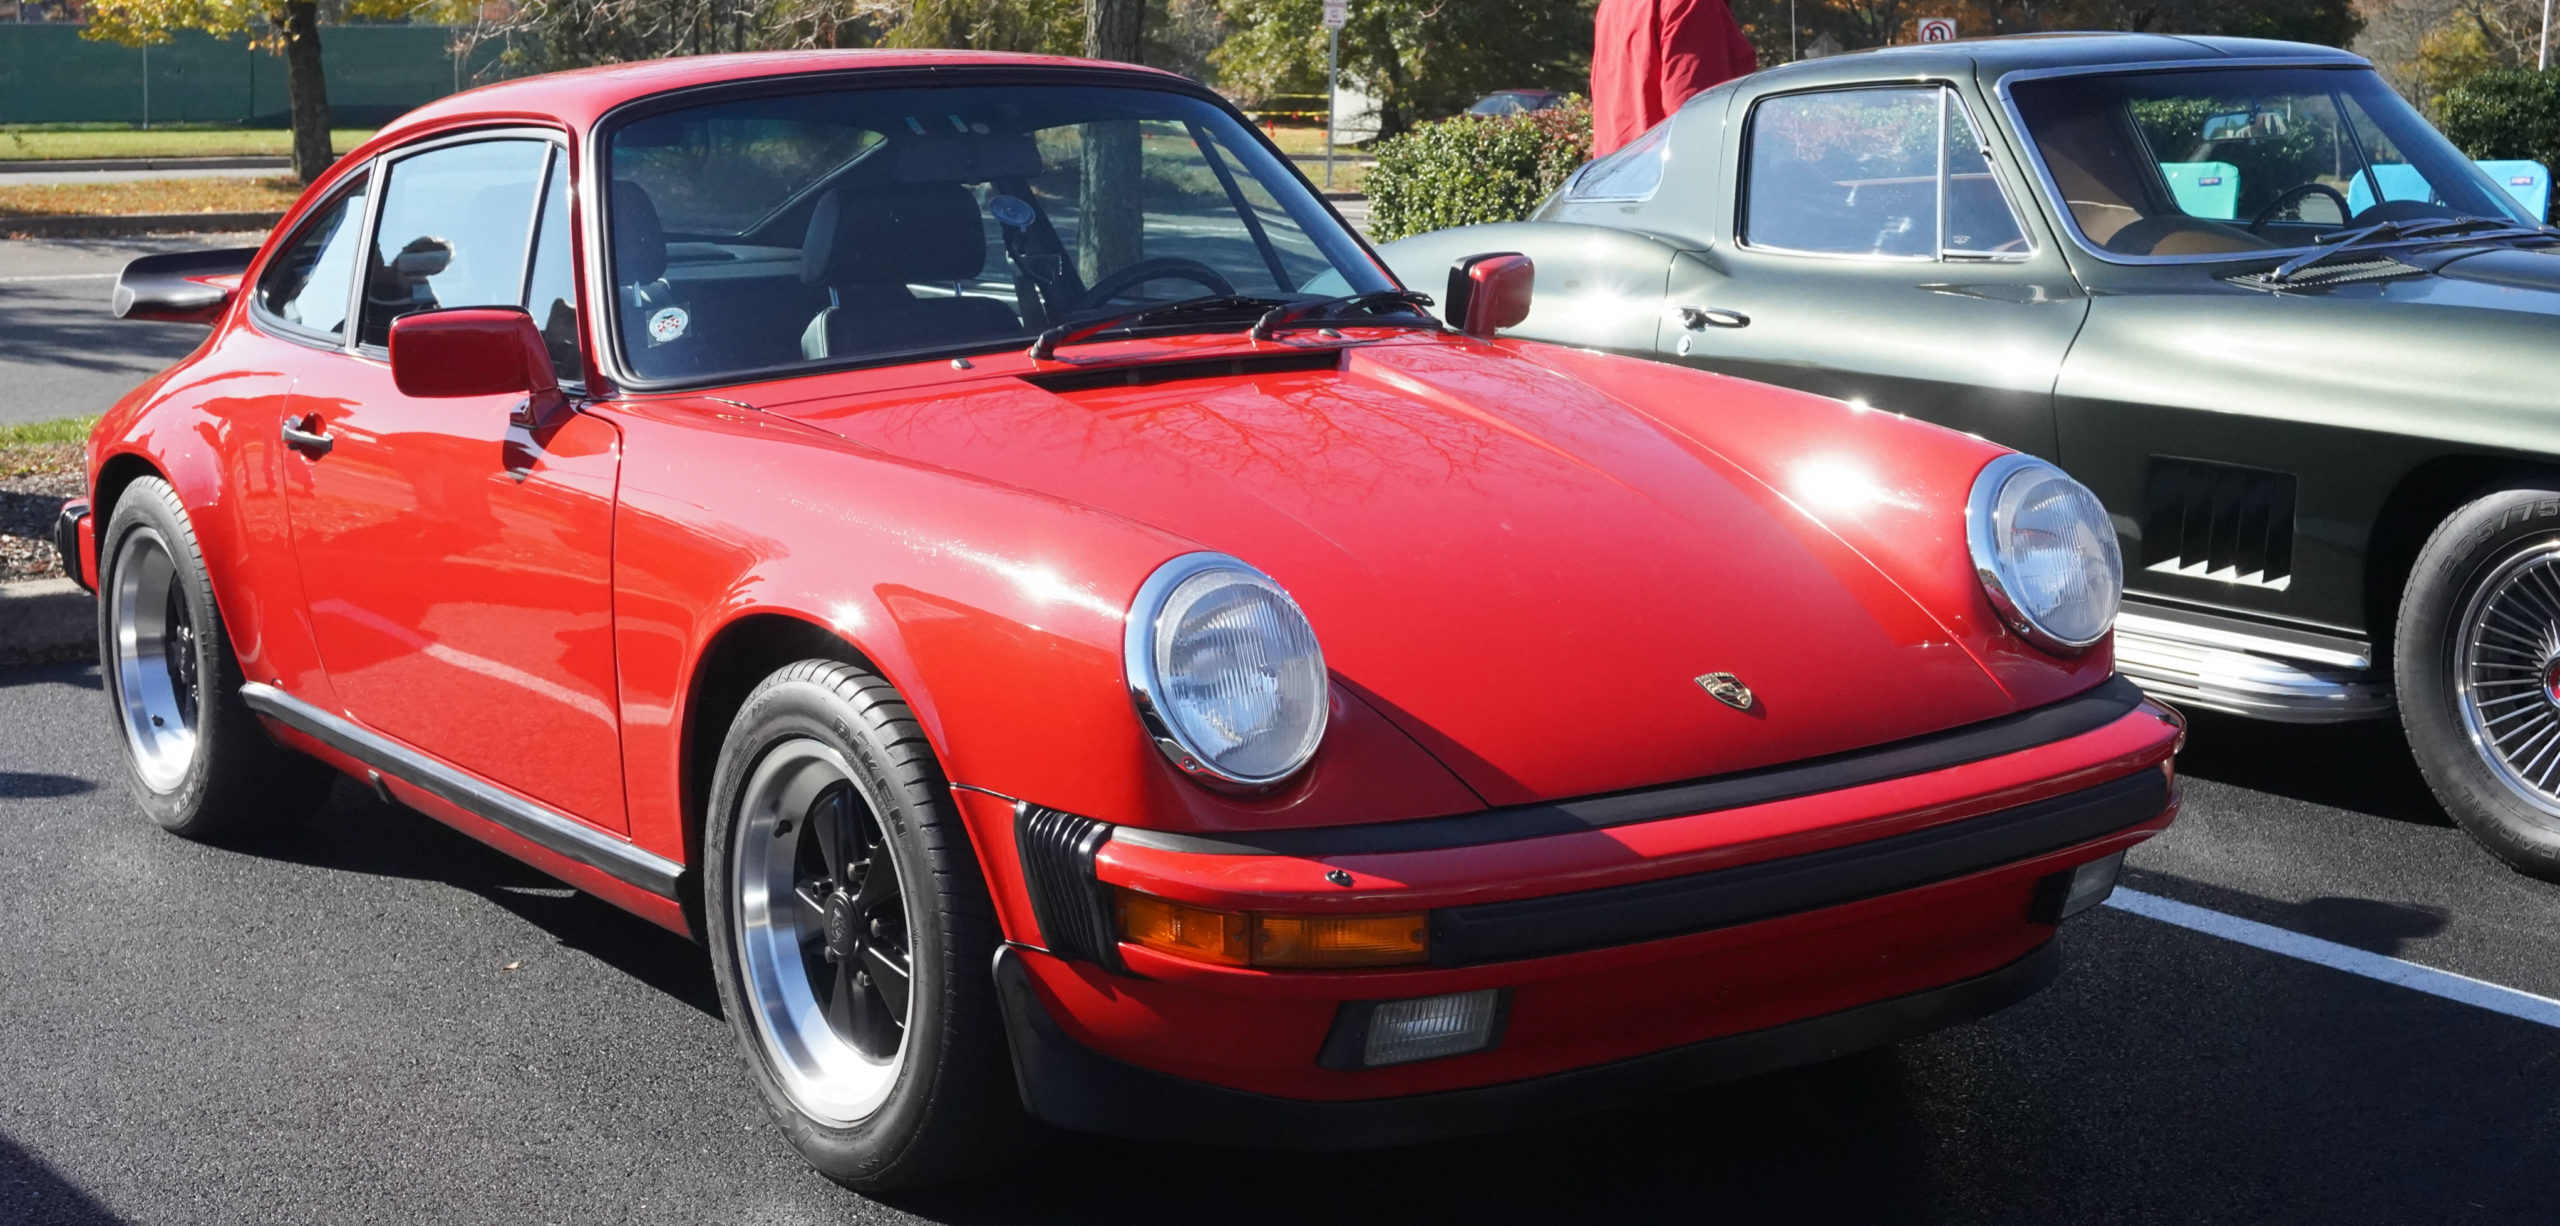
[970,676,2180,1130]
[53,498,91,592]
[994,938,2060,1149]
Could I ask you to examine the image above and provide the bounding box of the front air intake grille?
[1015,803,1119,966]
[2225,258,2422,290]
[2139,457,2296,590]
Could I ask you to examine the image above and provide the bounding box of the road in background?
[4,660,2558,1225]
[0,235,258,427]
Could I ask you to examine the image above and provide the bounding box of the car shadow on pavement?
[2170,708,2448,827]
[2123,866,2452,958]
[883,1046,1941,1226]
[0,1131,127,1225]
[251,782,726,1019]
[0,770,92,797]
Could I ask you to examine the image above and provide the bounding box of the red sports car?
[59,51,2179,1188]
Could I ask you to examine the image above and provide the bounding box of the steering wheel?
[2249,183,2353,234]
[1078,258,1236,308]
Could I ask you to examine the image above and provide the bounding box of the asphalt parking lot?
[7,661,2560,1224]
[6,233,2560,1224]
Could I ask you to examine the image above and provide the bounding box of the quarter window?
[358,138,550,349]
[1742,87,2028,260]
[253,171,369,339]
[522,149,583,384]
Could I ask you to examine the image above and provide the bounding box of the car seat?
[798,183,1021,360]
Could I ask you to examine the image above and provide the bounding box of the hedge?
[2439,68,2560,222]
[1365,101,1592,242]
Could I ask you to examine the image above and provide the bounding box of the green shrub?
[1365,101,1592,242]
[2439,68,2560,221]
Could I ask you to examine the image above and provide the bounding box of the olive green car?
[1378,33,2560,877]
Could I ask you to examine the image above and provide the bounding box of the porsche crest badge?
[1695,672,1754,711]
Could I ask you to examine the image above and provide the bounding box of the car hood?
[2430,244,2560,300]
[764,336,2088,805]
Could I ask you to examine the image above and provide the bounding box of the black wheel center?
[822,891,857,961]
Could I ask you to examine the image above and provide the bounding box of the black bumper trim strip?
[991,939,2059,1151]
[240,683,683,899]
[1113,676,2151,858]
[1429,767,2169,967]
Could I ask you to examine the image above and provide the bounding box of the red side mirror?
[388,308,561,409]
[1445,252,1534,338]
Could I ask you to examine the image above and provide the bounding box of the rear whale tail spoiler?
[112,246,260,325]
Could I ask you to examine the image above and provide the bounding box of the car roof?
[1736,31,2366,91]
[369,49,1197,143]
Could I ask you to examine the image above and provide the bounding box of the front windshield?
[2009,66,2535,260]
[602,81,1392,383]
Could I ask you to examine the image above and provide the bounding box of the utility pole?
[2541,0,2552,71]
[1324,0,1346,189]
[141,42,150,131]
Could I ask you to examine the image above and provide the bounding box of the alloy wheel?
[109,527,199,793]
[2455,539,2560,816]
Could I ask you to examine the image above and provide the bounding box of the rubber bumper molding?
[989,940,2061,1151]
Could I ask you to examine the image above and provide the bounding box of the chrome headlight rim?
[1966,453,2121,656]
[1123,551,1329,792]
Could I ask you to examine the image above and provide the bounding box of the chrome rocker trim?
[2112,610,2394,723]
[240,682,685,898]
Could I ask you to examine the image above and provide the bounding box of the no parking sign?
[1917,17,1957,41]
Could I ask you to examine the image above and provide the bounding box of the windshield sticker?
[987,195,1036,229]
[647,305,690,346]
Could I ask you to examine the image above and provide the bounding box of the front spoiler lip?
[53,499,90,592]
[991,939,2062,1150]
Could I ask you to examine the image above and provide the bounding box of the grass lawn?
[1263,123,1376,159]
[0,417,91,583]
[0,175,303,218]
[0,417,99,448]
[0,126,374,162]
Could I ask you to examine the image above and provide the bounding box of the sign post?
[1916,16,1956,42]
[1323,0,1347,189]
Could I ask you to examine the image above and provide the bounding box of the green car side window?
[1744,86,2028,260]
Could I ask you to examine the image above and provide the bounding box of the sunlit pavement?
[5,658,2559,1225]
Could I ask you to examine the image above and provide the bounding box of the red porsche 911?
[58,51,2179,1189]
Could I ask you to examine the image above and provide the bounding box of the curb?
[0,578,94,667]
[0,155,292,175]
[2,211,281,239]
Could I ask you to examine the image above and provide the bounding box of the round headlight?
[1966,454,2123,653]
[1125,553,1329,789]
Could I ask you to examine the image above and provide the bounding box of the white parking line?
[0,273,114,283]
[2106,887,2560,1029]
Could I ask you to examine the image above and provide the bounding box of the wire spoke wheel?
[734,738,913,1126]
[109,527,200,793]
[2456,540,2560,815]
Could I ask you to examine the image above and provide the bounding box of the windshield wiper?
[2266,215,2552,283]
[1027,294,1289,360]
[1248,290,1439,340]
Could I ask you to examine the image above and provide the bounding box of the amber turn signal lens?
[1113,889,1430,969]
[1253,912,1430,968]
[1115,889,1249,966]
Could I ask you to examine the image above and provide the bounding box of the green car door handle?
[1678,306,1751,330]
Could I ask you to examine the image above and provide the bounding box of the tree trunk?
[281,0,332,185]
[1084,0,1142,62]
[1077,0,1145,288]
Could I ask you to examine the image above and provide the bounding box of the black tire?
[2397,487,2560,879]
[702,659,1037,1190]
[96,476,334,840]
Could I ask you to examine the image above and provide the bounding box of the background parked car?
[1466,88,1567,117]
[1380,33,2560,880]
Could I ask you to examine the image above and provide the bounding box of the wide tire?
[97,476,334,840]
[702,659,1036,1191]
[2398,487,2560,880]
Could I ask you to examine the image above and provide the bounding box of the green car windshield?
[601,82,1394,383]
[2008,66,2537,260]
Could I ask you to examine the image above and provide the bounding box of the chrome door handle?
[280,415,333,456]
[1677,306,1751,330]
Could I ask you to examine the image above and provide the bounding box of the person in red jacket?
[1591,0,1759,156]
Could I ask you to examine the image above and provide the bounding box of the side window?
[1571,121,1670,201]
[523,149,583,385]
[254,171,369,339]
[1744,87,2028,260]
[358,138,550,349]
[1745,87,1942,257]
[1943,95,2029,256]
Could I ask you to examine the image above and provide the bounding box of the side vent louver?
[1015,803,1119,967]
[2139,457,2297,590]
